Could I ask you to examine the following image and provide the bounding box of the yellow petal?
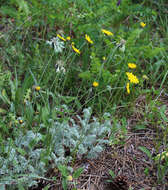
[140,22,146,28]
[66,36,71,41]
[128,63,136,69]
[85,34,93,44]
[57,34,66,41]
[126,82,130,94]
[101,29,114,36]
[71,43,81,54]
[35,86,41,91]
[92,81,99,87]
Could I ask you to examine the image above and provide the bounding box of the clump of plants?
[0,107,112,189]
[0,0,168,189]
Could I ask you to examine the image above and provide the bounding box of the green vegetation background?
[0,0,168,189]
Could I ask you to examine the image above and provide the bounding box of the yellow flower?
[93,81,99,87]
[140,22,146,28]
[57,34,66,41]
[102,56,106,60]
[66,36,71,41]
[126,82,130,94]
[35,86,41,91]
[85,34,93,44]
[101,29,114,36]
[19,119,23,124]
[67,175,73,181]
[128,63,137,69]
[71,42,81,54]
[126,72,139,84]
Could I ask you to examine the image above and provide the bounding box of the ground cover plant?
[0,0,168,189]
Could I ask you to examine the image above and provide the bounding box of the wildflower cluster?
[47,28,113,55]
[46,29,114,87]
[126,72,139,84]
[124,21,146,94]
[47,26,144,92]
[125,63,139,94]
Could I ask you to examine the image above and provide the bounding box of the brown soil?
[30,94,168,190]
[30,132,168,190]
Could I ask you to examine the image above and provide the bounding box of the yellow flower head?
[85,34,93,44]
[128,63,137,69]
[66,36,71,41]
[67,175,73,181]
[71,43,81,54]
[35,86,41,91]
[101,29,114,36]
[93,81,99,87]
[57,34,66,41]
[126,82,130,94]
[140,22,146,28]
[19,119,23,124]
[126,72,139,84]
[102,56,106,61]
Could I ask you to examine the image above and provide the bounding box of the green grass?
[0,0,168,189]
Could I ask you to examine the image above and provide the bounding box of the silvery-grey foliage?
[50,107,111,160]
[0,107,112,188]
